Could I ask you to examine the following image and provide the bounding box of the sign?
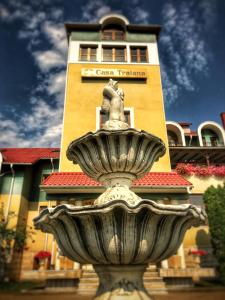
[81,68,147,79]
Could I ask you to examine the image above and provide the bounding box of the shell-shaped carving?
[34,200,206,265]
[66,129,166,182]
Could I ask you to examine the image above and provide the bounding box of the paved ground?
[1,290,225,300]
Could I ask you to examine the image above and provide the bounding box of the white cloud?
[160,0,215,105]
[42,21,67,55]
[46,70,66,99]
[81,0,114,22]
[0,1,66,147]
[0,114,29,147]
[0,4,10,20]
[161,64,179,106]
[33,50,65,73]
[131,7,149,24]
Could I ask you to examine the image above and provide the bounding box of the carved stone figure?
[102,79,129,130]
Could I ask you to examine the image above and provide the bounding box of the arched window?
[198,122,225,147]
[167,130,179,146]
[166,122,186,146]
[102,24,125,41]
[201,129,222,146]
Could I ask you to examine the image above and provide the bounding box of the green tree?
[203,183,225,284]
[0,204,34,282]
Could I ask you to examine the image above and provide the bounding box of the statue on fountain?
[101,79,129,130]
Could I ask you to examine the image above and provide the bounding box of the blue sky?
[0,0,224,147]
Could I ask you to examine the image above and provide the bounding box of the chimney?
[220,112,225,129]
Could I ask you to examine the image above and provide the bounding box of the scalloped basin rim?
[66,128,166,160]
[34,199,206,226]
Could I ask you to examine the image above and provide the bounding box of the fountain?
[34,79,206,299]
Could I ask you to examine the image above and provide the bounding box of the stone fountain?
[34,79,206,299]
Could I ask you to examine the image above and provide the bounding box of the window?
[210,136,218,147]
[99,109,131,129]
[167,130,179,146]
[42,174,50,182]
[202,129,221,147]
[102,46,126,62]
[102,27,125,41]
[130,47,148,63]
[79,46,97,62]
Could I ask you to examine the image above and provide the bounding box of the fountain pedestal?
[94,265,149,300]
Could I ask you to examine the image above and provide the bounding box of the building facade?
[1,14,225,289]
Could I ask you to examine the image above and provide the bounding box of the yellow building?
[1,14,225,290]
[60,13,170,173]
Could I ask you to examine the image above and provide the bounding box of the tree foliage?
[203,183,225,284]
[0,204,34,281]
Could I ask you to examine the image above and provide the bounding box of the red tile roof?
[185,131,198,136]
[178,122,192,126]
[0,148,60,164]
[42,172,192,187]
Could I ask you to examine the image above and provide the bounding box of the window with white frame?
[79,45,97,62]
[130,46,148,63]
[102,28,125,41]
[77,44,150,64]
[96,107,134,130]
[102,46,126,62]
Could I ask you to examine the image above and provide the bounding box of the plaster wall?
[60,63,171,172]
[186,175,225,194]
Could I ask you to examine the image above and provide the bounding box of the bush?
[0,204,35,281]
[203,184,225,284]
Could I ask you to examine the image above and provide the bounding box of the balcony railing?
[168,142,183,147]
[203,142,224,147]
[169,142,225,147]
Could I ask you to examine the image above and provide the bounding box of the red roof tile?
[0,148,60,164]
[178,122,192,126]
[42,172,192,187]
[185,131,198,136]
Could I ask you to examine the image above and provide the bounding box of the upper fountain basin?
[66,128,166,186]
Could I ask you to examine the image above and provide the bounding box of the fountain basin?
[34,200,206,265]
[66,129,166,187]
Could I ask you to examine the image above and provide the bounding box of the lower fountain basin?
[34,200,206,265]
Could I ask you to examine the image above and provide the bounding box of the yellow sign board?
[81,68,147,78]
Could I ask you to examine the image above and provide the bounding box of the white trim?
[148,43,159,65]
[166,121,186,146]
[97,44,101,62]
[41,186,190,194]
[74,62,156,65]
[198,121,225,146]
[99,14,130,26]
[126,44,131,64]
[68,41,159,65]
[96,106,135,130]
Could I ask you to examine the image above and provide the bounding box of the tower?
[60,14,170,172]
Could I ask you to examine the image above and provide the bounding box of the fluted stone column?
[94,265,152,300]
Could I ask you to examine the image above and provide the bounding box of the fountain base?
[94,264,152,300]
